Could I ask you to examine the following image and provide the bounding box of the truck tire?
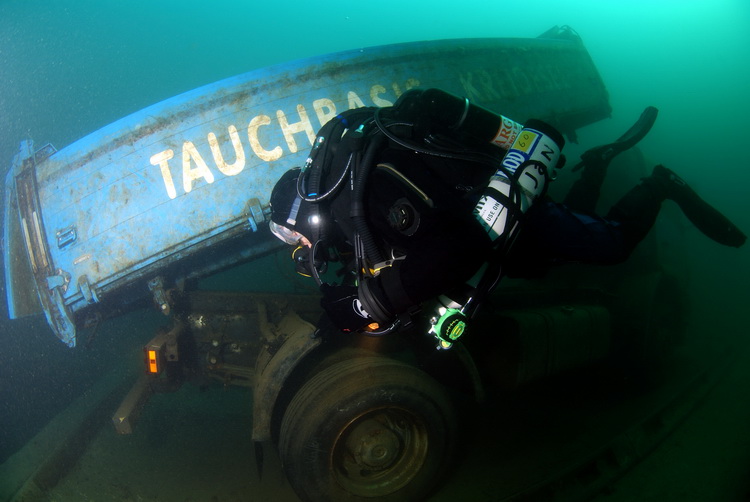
[278,356,456,502]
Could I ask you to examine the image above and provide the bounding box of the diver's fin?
[572,106,659,172]
[649,165,746,248]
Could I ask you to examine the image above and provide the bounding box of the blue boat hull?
[4,30,610,347]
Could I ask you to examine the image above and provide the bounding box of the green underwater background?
[1,0,749,499]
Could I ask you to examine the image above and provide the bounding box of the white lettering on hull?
[150,80,420,199]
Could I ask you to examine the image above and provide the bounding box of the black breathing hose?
[351,130,386,268]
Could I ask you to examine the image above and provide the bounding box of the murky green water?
[1,0,748,499]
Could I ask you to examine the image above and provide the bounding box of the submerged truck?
[3,27,687,501]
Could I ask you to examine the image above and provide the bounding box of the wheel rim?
[331,406,429,497]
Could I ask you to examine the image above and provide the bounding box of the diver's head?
[269,168,316,247]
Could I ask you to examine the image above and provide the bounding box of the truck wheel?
[278,356,456,502]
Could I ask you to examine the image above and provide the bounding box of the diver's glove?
[319,284,374,333]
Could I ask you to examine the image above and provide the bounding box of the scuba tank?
[399,89,566,348]
[474,119,564,244]
[427,117,564,349]
[390,88,564,245]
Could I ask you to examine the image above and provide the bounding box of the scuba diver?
[268,88,746,348]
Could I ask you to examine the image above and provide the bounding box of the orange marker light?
[148,349,159,373]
